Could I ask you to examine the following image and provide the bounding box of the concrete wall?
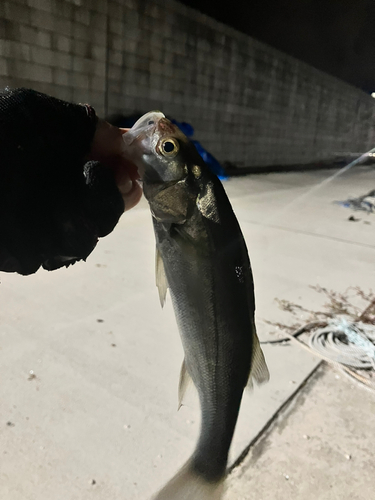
[1,0,374,168]
[0,0,108,115]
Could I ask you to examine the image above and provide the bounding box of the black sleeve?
[0,88,124,275]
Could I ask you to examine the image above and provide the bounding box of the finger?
[116,170,143,211]
[89,119,125,161]
[124,181,143,211]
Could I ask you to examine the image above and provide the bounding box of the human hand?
[0,88,142,275]
[88,119,142,212]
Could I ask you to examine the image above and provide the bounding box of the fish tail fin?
[153,460,225,500]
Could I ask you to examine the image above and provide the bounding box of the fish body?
[123,112,269,499]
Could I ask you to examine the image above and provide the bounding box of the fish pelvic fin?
[178,358,193,411]
[247,322,270,389]
[152,460,225,500]
[155,247,168,308]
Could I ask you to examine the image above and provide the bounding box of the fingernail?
[121,178,133,194]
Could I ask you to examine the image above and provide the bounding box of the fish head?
[122,111,204,223]
[122,111,188,183]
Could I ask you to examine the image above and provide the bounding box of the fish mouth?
[122,111,166,179]
[122,111,165,147]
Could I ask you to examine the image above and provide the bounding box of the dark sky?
[179,0,375,94]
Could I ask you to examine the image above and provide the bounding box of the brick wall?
[1,0,374,167]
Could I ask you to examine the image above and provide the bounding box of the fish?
[122,111,269,500]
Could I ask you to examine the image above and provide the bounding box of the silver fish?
[123,112,269,500]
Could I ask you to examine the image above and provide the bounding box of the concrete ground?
[0,165,374,499]
[225,364,375,500]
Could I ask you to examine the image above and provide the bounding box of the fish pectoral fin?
[196,181,220,223]
[156,247,168,308]
[178,358,193,411]
[247,323,270,388]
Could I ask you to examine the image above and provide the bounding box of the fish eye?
[163,141,175,153]
[158,138,180,157]
[148,120,154,125]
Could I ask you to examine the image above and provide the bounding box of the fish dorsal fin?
[178,358,193,411]
[247,323,270,389]
[155,247,168,308]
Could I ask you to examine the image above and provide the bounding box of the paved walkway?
[1,165,374,499]
[226,364,375,500]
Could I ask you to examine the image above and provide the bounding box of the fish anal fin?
[156,247,168,308]
[247,322,270,388]
[178,358,193,411]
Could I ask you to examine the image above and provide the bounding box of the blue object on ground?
[191,140,228,180]
[171,120,228,180]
